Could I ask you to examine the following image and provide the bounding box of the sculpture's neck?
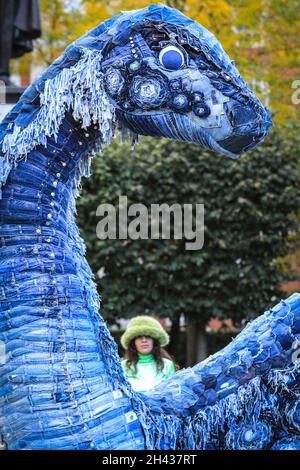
[0,111,149,450]
[0,112,99,232]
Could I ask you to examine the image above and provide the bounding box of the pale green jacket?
[122,354,176,393]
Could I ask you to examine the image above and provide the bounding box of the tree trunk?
[186,319,208,366]
[169,313,181,362]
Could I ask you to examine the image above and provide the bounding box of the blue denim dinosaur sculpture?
[0,4,299,450]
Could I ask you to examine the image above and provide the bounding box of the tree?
[77,125,300,365]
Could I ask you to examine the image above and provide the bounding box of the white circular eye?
[159,45,185,70]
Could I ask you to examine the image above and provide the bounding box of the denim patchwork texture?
[0,4,298,451]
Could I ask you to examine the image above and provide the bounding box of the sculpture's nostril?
[228,105,257,128]
[229,110,235,126]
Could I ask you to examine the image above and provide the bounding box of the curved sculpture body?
[0,4,299,450]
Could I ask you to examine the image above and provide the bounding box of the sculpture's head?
[0,3,272,173]
[88,3,272,158]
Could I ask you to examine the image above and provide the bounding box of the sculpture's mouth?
[217,101,272,155]
[116,108,271,159]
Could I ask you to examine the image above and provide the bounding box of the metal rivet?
[49,253,55,258]
[51,192,55,197]
[56,173,61,178]
[53,181,58,188]
[85,133,89,137]
[36,229,41,234]
[50,202,54,207]
[61,162,66,167]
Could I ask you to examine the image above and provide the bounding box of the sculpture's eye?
[159,45,185,70]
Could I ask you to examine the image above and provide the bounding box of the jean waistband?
[0,225,71,241]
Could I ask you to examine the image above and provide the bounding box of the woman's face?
[134,336,154,355]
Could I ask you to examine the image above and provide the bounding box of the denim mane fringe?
[0,49,138,203]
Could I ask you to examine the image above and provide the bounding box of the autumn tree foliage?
[12,0,298,124]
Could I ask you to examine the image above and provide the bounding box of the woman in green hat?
[120,316,177,393]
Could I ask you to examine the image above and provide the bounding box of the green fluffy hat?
[120,315,170,349]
